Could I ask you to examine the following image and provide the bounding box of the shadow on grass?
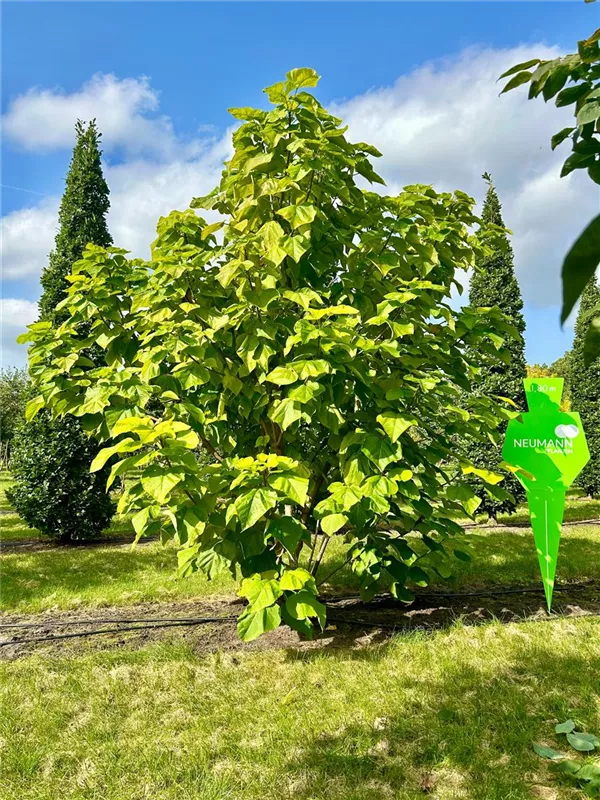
[279,637,600,800]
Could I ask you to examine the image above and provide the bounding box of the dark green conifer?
[570,275,600,497]
[8,121,115,542]
[40,120,113,322]
[467,173,527,518]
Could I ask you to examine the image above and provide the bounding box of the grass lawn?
[2,618,599,800]
[2,478,599,799]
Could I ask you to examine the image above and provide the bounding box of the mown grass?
[2,477,599,800]
[2,617,599,800]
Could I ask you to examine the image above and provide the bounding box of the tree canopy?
[22,68,519,637]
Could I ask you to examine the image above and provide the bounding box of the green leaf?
[266,366,299,385]
[111,416,154,437]
[561,214,600,324]
[583,315,600,367]
[500,71,533,94]
[567,732,599,752]
[561,151,595,178]
[90,438,142,472]
[277,204,318,230]
[551,127,575,150]
[291,359,331,379]
[551,759,582,775]
[542,65,570,101]
[141,465,184,503]
[239,574,282,611]
[269,472,309,506]
[285,67,320,91]
[361,435,398,471]
[577,762,600,780]
[408,565,429,587]
[499,59,541,79]
[269,398,303,430]
[306,305,359,320]
[268,517,309,554]
[555,719,577,734]
[533,742,566,760]
[282,235,310,263]
[106,452,154,490]
[288,380,324,403]
[279,567,315,591]
[446,484,482,517]
[237,605,281,642]
[461,464,504,485]
[263,81,287,104]
[320,513,348,535]
[24,395,45,422]
[285,590,326,628]
[577,100,600,126]
[132,506,152,537]
[453,550,472,563]
[243,152,274,175]
[556,83,592,108]
[217,259,243,287]
[234,487,278,531]
[376,411,417,443]
[390,583,415,603]
[78,386,113,415]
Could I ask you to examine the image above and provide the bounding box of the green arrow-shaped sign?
[502,378,590,610]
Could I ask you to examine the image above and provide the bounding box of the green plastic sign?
[502,378,589,610]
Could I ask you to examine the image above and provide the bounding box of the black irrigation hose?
[323,580,597,605]
[326,611,600,631]
[0,616,238,648]
[0,615,239,630]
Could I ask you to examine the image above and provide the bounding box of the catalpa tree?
[22,69,519,641]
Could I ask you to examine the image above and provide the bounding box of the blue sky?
[2,1,597,367]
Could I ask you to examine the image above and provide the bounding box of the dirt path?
[2,582,598,661]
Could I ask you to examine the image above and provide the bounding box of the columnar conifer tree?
[466,173,527,518]
[570,274,600,497]
[8,121,116,541]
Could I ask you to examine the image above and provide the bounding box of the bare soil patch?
[2,582,598,661]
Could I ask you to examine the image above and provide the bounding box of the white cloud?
[105,131,232,259]
[1,129,232,284]
[1,199,59,280]
[2,74,192,159]
[1,299,38,368]
[333,44,599,308]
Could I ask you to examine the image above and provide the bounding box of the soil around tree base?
[1,582,599,661]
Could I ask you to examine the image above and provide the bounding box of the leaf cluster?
[534,719,600,797]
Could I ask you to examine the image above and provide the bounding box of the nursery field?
[1,476,600,800]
